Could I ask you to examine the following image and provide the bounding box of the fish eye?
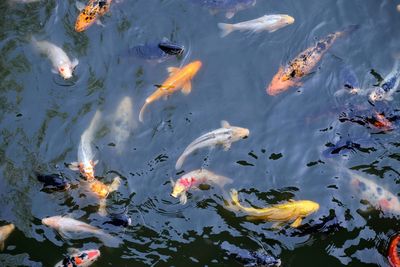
[59,67,64,73]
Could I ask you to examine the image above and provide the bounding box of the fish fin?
[58,228,72,240]
[72,58,79,69]
[0,242,4,251]
[223,142,231,151]
[108,176,121,192]
[139,101,149,122]
[170,177,175,187]
[93,160,99,166]
[95,19,105,27]
[51,68,58,74]
[68,162,79,171]
[182,81,192,95]
[221,120,231,128]
[175,154,185,170]
[167,67,180,76]
[78,224,100,232]
[180,193,188,205]
[67,247,80,254]
[229,189,240,206]
[98,199,107,216]
[218,23,235,37]
[75,1,85,11]
[291,217,303,228]
[271,222,285,229]
[386,96,394,101]
[225,11,235,19]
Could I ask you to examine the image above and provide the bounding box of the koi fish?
[334,64,361,96]
[170,169,233,204]
[218,14,294,37]
[175,120,249,169]
[388,234,400,267]
[69,111,102,181]
[138,60,202,122]
[42,216,120,247]
[128,40,185,62]
[373,112,393,131]
[111,96,135,154]
[369,60,400,102]
[267,25,358,95]
[31,37,78,79]
[228,189,319,228]
[87,176,120,199]
[75,0,112,32]
[0,224,15,251]
[103,213,132,227]
[193,0,256,19]
[36,173,70,191]
[322,137,375,158]
[350,171,400,214]
[221,241,281,267]
[55,249,100,267]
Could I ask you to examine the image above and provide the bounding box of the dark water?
[1,0,400,266]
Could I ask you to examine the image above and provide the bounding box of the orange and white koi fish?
[0,224,14,251]
[86,177,120,216]
[69,111,102,181]
[31,37,78,79]
[267,25,358,96]
[139,60,202,122]
[75,0,112,32]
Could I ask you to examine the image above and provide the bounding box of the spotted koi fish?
[267,25,359,95]
[75,0,112,32]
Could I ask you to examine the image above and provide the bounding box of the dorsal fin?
[221,120,230,128]
[167,67,180,76]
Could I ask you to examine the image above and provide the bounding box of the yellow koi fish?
[228,189,319,228]
[139,60,202,122]
[267,25,358,95]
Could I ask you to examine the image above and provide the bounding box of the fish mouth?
[171,193,178,198]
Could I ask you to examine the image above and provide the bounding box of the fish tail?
[215,175,233,188]
[339,24,360,37]
[98,232,121,248]
[138,100,150,122]
[218,23,235,37]
[175,154,186,170]
[229,189,241,206]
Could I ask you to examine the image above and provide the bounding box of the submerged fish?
[55,249,100,267]
[228,189,319,228]
[31,37,78,79]
[87,177,120,199]
[218,14,294,37]
[69,111,102,181]
[221,241,281,267]
[369,60,400,102]
[111,96,135,154]
[350,171,400,215]
[75,0,112,32]
[322,137,375,158]
[36,173,70,191]
[334,65,361,96]
[170,169,233,204]
[193,0,256,19]
[128,40,184,62]
[267,25,358,95]
[175,120,249,169]
[388,234,400,267]
[104,213,132,227]
[139,60,202,122]
[0,224,15,251]
[42,216,120,247]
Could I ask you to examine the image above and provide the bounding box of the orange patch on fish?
[75,0,112,32]
[373,112,393,131]
[89,179,109,198]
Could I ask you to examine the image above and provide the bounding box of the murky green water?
[1,0,400,266]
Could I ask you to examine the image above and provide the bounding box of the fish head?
[369,88,385,102]
[70,249,101,266]
[231,127,250,141]
[158,41,185,56]
[79,161,96,181]
[171,176,198,200]
[41,216,61,228]
[300,201,320,216]
[187,60,202,77]
[58,63,73,79]
[89,180,109,198]
[267,67,296,95]
[171,182,187,199]
[280,14,295,26]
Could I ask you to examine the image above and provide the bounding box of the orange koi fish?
[139,60,202,122]
[373,112,393,131]
[267,25,358,95]
[389,234,400,267]
[75,0,112,32]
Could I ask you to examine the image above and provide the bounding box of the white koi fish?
[350,171,400,215]
[31,37,78,79]
[111,96,135,154]
[42,216,120,247]
[369,60,400,102]
[0,224,15,251]
[175,120,249,169]
[218,14,294,37]
[171,169,233,204]
[69,111,102,181]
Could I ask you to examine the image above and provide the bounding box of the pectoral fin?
[221,120,231,128]
[108,176,121,192]
[225,11,235,19]
[68,162,79,171]
[167,67,180,76]
[75,1,85,11]
[291,217,303,228]
[271,222,285,229]
[179,193,188,205]
[182,82,192,95]
[223,142,231,151]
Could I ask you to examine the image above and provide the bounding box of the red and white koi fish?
[31,37,78,79]
[171,169,233,204]
[55,249,100,267]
